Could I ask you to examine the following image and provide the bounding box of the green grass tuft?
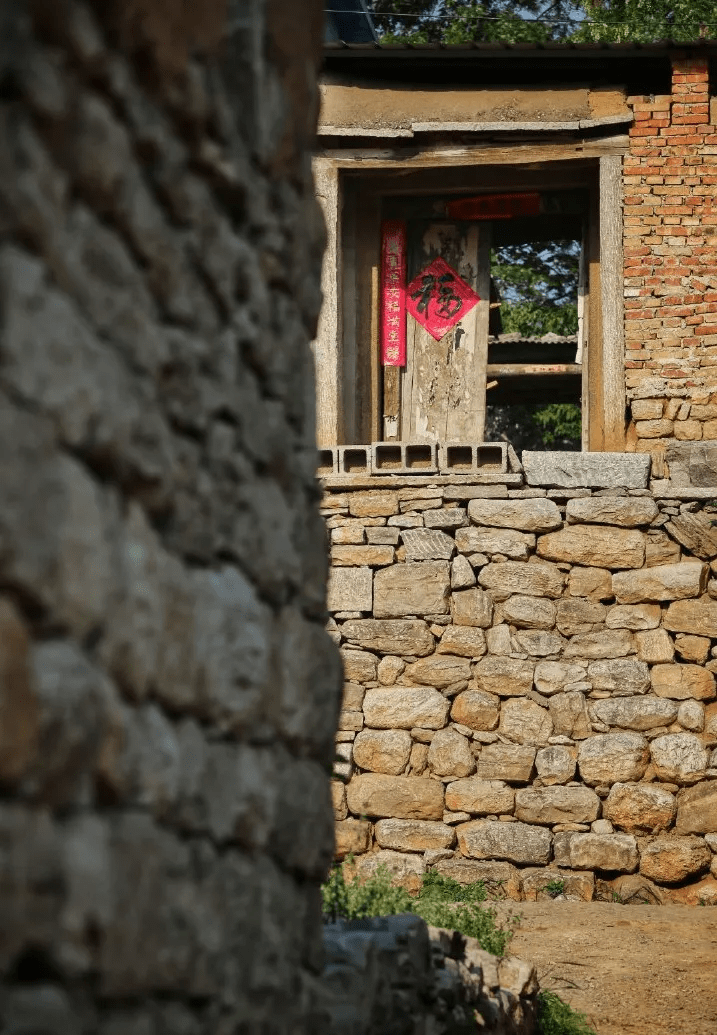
[537,990,598,1035]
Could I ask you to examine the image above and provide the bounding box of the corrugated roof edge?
[324,38,717,54]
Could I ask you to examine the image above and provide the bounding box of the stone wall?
[326,456,717,905]
[0,1,341,1032]
[625,54,717,472]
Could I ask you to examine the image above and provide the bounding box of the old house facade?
[320,42,717,903]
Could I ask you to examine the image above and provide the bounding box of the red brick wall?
[625,56,717,473]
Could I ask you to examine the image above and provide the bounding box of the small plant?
[544,878,566,898]
[611,892,624,904]
[537,990,597,1035]
[321,864,515,956]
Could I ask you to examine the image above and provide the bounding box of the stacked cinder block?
[325,473,717,905]
[625,56,717,473]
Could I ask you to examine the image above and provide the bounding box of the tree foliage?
[575,0,717,42]
[371,0,582,44]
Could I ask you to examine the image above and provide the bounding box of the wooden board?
[400,222,491,442]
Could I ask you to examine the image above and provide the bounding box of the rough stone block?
[604,783,677,834]
[513,629,565,657]
[635,628,675,664]
[649,733,708,784]
[605,604,661,631]
[523,451,650,489]
[639,835,711,884]
[548,691,591,740]
[466,497,562,532]
[404,655,472,688]
[401,528,456,561]
[436,626,486,658]
[650,664,716,701]
[362,687,450,731]
[587,658,651,696]
[500,697,554,745]
[352,729,413,775]
[563,630,635,661]
[479,560,565,601]
[335,819,371,860]
[665,441,717,487]
[450,554,476,590]
[590,696,678,731]
[515,785,600,825]
[427,727,475,778]
[332,545,394,567]
[502,595,557,630]
[451,587,493,627]
[534,745,577,785]
[432,857,522,897]
[354,848,425,892]
[327,567,372,613]
[341,619,435,657]
[476,743,536,783]
[612,561,707,604]
[665,512,717,560]
[346,773,445,821]
[566,496,658,527]
[555,597,606,636]
[567,833,639,873]
[445,777,515,815]
[450,689,500,731]
[341,649,378,683]
[455,526,535,560]
[457,819,552,865]
[473,656,534,697]
[677,698,705,731]
[577,732,650,786]
[348,491,398,517]
[374,818,455,852]
[663,597,717,638]
[374,562,450,618]
[533,661,588,696]
[568,566,612,601]
[424,508,468,531]
[675,781,717,834]
[521,868,594,902]
[537,526,645,570]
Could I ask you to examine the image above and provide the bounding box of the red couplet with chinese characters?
[406,256,480,342]
[380,220,407,366]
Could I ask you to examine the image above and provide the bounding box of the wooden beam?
[600,154,625,451]
[312,157,342,447]
[486,364,582,376]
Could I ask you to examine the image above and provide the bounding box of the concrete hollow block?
[439,442,507,474]
[339,445,371,475]
[317,447,338,477]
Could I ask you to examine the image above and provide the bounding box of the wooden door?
[399,221,491,443]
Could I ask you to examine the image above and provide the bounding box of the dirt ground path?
[493,902,717,1035]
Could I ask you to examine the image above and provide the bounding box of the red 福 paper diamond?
[406,257,480,341]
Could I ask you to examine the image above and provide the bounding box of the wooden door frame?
[312,145,626,450]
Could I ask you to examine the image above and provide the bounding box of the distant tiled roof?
[489,333,578,346]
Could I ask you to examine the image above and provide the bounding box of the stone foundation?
[325,454,717,904]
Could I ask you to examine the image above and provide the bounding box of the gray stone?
[473,656,534,697]
[485,624,513,656]
[327,567,372,613]
[341,619,435,657]
[467,496,562,532]
[590,697,678,731]
[537,526,645,570]
[373,562,450,618]
[457,819,552,865]
[548,692,591,740]
[665,511,717,560]
[423,508,468,530]
[523,451,650,489]
[605,604,661,630]
[401,528,456,561]
[450,554,476,590]
[577,732,650,785]
[502,595,557,630]
[677,699,705,731]
[455,526,535,560]
[515,785,600,825]
[478,560,565,601]
[665,441,717,488]
[555,598,606,636]
[587,658,650,695]
[649,733,708,784]
[362,687,450,730]
[535,745,577,785]
[566,496,658,527]
[513,629,565,657]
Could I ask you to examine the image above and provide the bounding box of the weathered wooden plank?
[600,154,625,451]
[586,188,603,452]
[486,364,582,376]
[353,187,382,444]
[383,366,400,440]
[312,157,342,447]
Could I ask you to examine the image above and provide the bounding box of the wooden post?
[600,154,625,451]
[312,157,342,446]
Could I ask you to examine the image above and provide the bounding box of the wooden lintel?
[486,363,582,377]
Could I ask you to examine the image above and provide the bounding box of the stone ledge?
[523,451,651,489]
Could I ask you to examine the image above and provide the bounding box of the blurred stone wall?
[0,1,341,1031]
